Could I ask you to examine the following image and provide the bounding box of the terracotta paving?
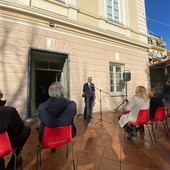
[6,112,170,170]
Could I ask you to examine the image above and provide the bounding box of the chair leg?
[162,120,169,137]
[165,118,170,135]
[36,150,39,170]
[151,123,157,142]
[17,154,23,170]
[146,124,153,143]
[155,121,158,129]
[40,148,42,167]
[135,134,139,148]
[66,143,68,158]
[71,142,76,170]
[123,131,126,140]
[36,147,41,170]
[13,153,17,170]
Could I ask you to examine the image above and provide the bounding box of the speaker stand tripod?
[114,81,128,111]
[95,86,111,125]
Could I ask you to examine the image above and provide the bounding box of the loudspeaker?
[123,70,131,81]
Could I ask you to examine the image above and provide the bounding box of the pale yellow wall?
[77,13,99,28]
[76,0,99,27]
[128,0,139,35]
[3,0,30,6]
[77,0,99,16]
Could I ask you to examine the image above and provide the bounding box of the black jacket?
[0,100,6,106]
[0,106,25,142]
[150,93,164,119]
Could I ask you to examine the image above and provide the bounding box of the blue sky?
[145,0,170,49]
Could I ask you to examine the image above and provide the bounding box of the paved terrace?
[5,112,170,170]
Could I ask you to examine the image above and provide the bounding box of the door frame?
[27,48,69,118]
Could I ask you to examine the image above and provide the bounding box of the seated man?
[0,106,31,170]
[38,82,77,144]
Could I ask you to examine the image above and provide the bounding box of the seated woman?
[149,87,164,119]
[118,86,150,139]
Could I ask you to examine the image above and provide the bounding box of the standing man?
[82,77,95,123]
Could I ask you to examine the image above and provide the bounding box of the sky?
[145,0,170,49]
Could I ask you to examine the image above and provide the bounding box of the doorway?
[28,49,69,117]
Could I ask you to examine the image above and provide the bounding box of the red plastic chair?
[0,131,17,170]
[149,107,168,142]
[126,109,152,146]
[36,125,76,170]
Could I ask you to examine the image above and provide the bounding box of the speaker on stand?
[123,70,131,81]
[115,70,131,111]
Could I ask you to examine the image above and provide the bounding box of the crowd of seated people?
[0,83,168,169]
[118,86,165,139]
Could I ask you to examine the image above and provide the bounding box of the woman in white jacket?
[119,86,150,139]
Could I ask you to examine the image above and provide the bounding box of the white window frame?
[55,0,67,4]
[107,0,121,23]
[109,63,125,96]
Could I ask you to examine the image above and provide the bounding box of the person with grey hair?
[38,82,77,144]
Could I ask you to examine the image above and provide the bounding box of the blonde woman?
[118,86,150,139]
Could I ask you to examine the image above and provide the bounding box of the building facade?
[0,0,150,119]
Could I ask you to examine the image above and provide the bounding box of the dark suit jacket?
[0,100,6,106]
[83,83,95,100]
[0,106,25,143]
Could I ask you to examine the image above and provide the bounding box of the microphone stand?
[95,86,111,125]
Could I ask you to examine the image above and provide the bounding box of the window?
[109,63,125,96]
[107,0,120,23]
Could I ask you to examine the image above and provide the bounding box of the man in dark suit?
[82,77,95,122]
[0,106,31,170]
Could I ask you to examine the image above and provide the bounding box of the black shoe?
[6,154,23,170]
[132,131,137,137]
[51,148,56,153]
[118,115,122,120]
[127,133,133,140]
[6,155,15,170]
[0,158,5,170]
[139,129,144,135]
[16,155,23,164]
